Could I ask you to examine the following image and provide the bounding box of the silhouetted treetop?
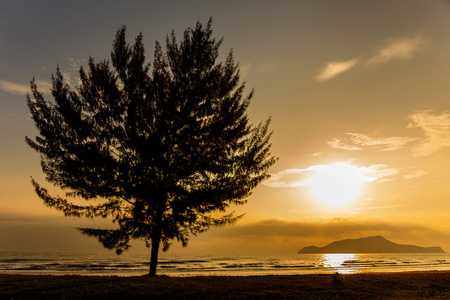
[26,18,276,276]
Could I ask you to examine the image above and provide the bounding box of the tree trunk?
[149,232,161,276]
[149,215,162,276]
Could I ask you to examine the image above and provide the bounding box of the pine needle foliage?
[26,19,276,276]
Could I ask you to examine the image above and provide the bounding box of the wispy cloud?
[365,205,403,210]
[0,79,52,95]
[367,36,425,66]
[328,110,450,158]
[264,162,398,188]
[264,168,315,188]
[360,164,399,182]
[328,133,416,152]
[327,138,363,151]
[315,35,425,81]
[408,110,450,156]
[403,170,428,180]
[1,56,87,97]
[314,59,358,82]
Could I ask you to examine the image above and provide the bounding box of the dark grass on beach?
[1,271,450,299]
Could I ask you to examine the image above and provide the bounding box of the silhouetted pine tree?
[26,19,276,276]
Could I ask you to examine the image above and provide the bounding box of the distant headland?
[298,236,446,254]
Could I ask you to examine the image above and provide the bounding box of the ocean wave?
[1,252,450,276]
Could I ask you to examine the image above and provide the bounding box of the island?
[298,236,446,254]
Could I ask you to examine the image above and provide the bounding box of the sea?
[1,252,450,277]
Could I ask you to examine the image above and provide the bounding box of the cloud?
[264,168,315,188]
[314,59,358,82]
[217,218,448,242]
[327,138,363,151]
[0,79,52,95]
[315,35,425,81]
[403,170,428,180]
[365,205,403,210]
[187,217,449,254]
[408,110,450,156]
[264,162,398,188]
[0,80,31,95]
[359,164,399,182]
[328,110,450,157]
[328,133,417,152]
[0,58,86,97]
[367,36,425,66]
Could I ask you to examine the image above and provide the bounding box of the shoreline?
[2,271,450,299]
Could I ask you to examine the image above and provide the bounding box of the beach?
[1,271,450,299]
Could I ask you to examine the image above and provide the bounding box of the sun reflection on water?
[321,254,361,274]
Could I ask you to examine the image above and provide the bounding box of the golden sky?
[2,0,450,255]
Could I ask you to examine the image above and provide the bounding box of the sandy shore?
[1,271,450,299]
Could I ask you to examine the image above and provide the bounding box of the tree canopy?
[26,19,276,276]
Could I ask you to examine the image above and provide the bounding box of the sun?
[305,162,366,209]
